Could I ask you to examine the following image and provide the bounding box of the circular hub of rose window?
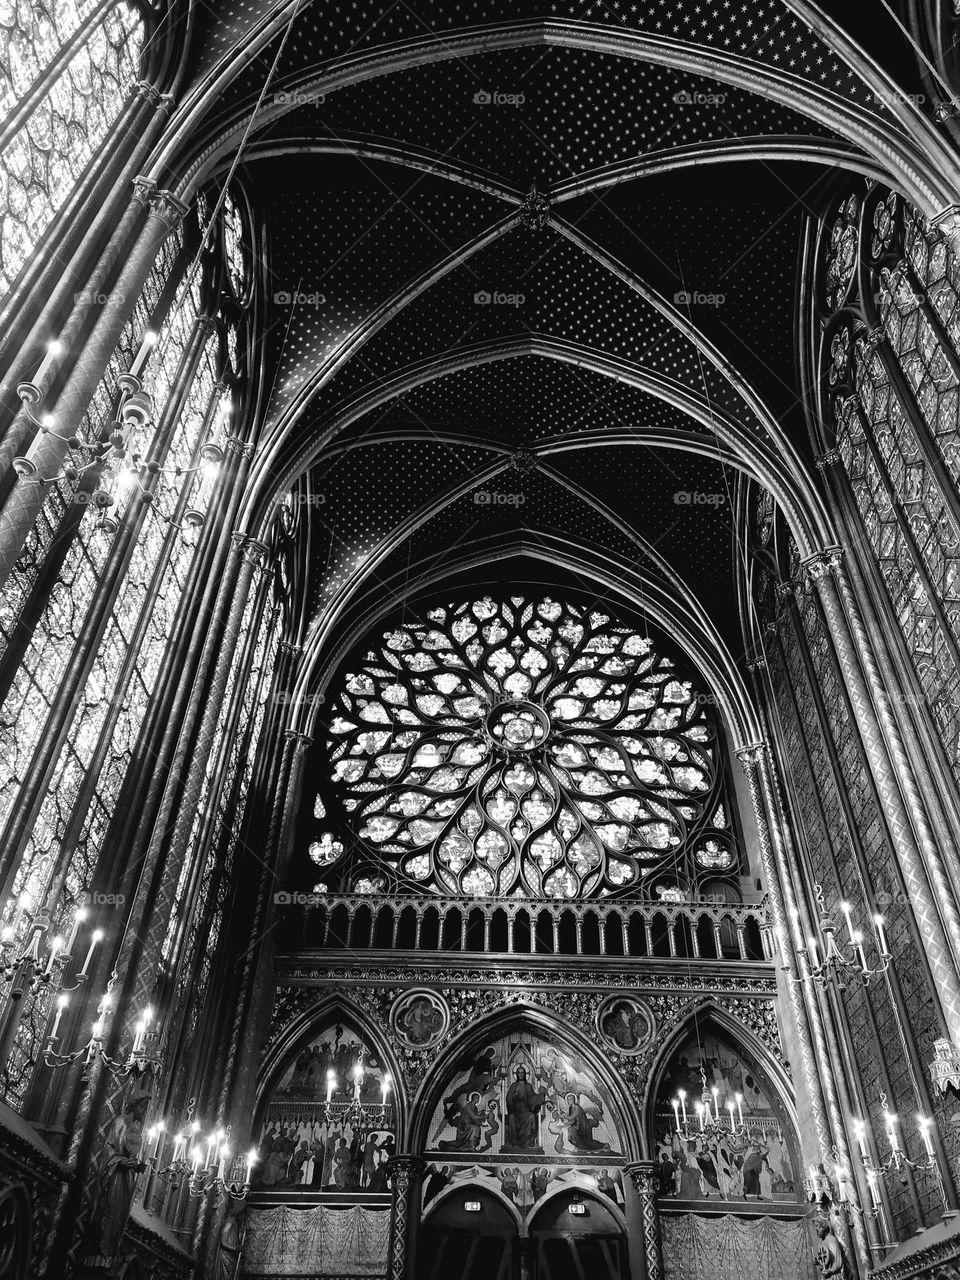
[485,700,551,753]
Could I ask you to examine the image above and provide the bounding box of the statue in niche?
[504,1066,547,1151]
[815,1222,852,1280]
[87,1088,151,1259]
[213,1206,246,1280]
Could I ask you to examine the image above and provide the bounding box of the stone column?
[386,1155,425,1280]
[0,186,187,587]
[802,548,960,1048]
[624,1162,661,1280]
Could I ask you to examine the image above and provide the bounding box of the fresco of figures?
[422,1161,625,1212]
[253,1023,395,1193]
[426,1033,621,1161]
[653,1031,800,1205]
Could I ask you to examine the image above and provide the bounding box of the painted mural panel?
[253,1024,395,1193]
[426,1032,621,1162]
[653,1031,800,1205]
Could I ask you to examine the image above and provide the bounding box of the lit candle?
[874,914,889,956]
[852,1119,869,1158]
[381,1075,391,1106]
[353,1064,363,1100]
[43,934,64,976]
[696,1101,705,1132]
[65,907,87,955]
[672,1098,681,1132]
[735,1093,744,1126]
[678,1089,688,1126]
[245,1148,257,1184]
[326,1071,336,1103]
[153,1121,165,1161]
[807,935,820,968]
[711,1087,719,1117]
[172,1134,186,1163]
[49,993,68,1041]
[31,339,63,388]
[866,1166,881,1207]
[918,1115,935,1158]
[884,1111,900,1156]
[840,901,856,943]
[190,1147,202,1175]
[853,929,868,973]
[217,1144,230,1182]
[703,1099,712,1126]
[129,330,157,379]
[79,929,104,977]
[207,1130,222,1167]
[834,1165,849,1202]
[727,1101,735,1131]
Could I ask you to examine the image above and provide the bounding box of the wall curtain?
[661,1213,816,1280]
[241,1203,391,1277]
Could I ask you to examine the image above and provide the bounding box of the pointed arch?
[255,992,409,1140]
[409,1001,643,1161]
[640,998,799,1153]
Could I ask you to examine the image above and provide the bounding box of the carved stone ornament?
[595,994,655,1057]
[390,989,450,1050]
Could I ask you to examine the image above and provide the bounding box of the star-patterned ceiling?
[167,1,935,694]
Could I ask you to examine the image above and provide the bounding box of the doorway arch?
[418,1184,521,1280]
[528,1187,627,1280]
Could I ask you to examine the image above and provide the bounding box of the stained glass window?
[0,0,143,301]
[324,596,738,899]
[818,186,960,783]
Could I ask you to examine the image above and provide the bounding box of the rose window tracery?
[324,597,737,898]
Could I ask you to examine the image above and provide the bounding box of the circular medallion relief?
[391,989,450,1050]
[596,994,655,1057]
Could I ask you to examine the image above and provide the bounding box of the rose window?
[324,597,738,898]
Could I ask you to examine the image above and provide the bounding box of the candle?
[852,1119,869,1157]
[703,1099,712,1126]
[190,1147,202,1175]
[711,1086,719,1116]
[245,1148,257,1184]
[326,1071,336,1103]
[678,1089,688,1126]
[727,1101,735,1131]
[207,1130,221,1167]
[874,914,889,956]
[853,930,868,973]
[217,1144,230,1182]
[152,1122,165,1161]
[172,1135,186,1163]
[43,934,63,976]
[918,1115,935,1158]
[735,1093,744,1126]
[834,1165,849,1202]
[696,1101,705,1131]
[49,993,68,1041]
[807,935,820,968]
[65,906,87,955]
[32,339,63,388]
[866,1166,881,1207]
[840,901,856,943]
[79,928,103,977]
[381,1075,391,1105]
[672,1099,681,1133]
[129,331,157,379]
[353,1064,363,1099]
[884,1111,900,1155]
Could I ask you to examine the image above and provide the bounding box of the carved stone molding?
[800,546,844,583]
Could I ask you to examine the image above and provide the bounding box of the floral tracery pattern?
[326,597,736,899]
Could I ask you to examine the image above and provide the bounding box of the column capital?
[131,176,157,206]
[931,204,960,252]
[279,641,304,657]
[134,80,164,107]
[283,729,313,750]
[386,1154,426,1177]
[800,546,844,583]
[745,656,767,673]
[224,435,255,459]
[147,188,190,230]
[624,1161,659,1195]
[230,533,270,566]
[735,741,768,768]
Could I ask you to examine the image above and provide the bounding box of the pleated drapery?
[661,1213,816,1280]
[241,1203,391,1277]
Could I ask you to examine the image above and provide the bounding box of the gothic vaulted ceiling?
[162,0,941,685]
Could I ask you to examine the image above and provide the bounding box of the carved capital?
[800,546,844,584]
[147,188,190,231]
[283,729,313,751]
[735,741,767,770]
[134,80,163,106]
[279,641,304,657]
[931,204,960,253]
[224,436,255,459]
[815,449,842,472]
[131,176,157,206]
[745,656,767,674]
[624,1161,659,1197]
[231,533,270,566]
